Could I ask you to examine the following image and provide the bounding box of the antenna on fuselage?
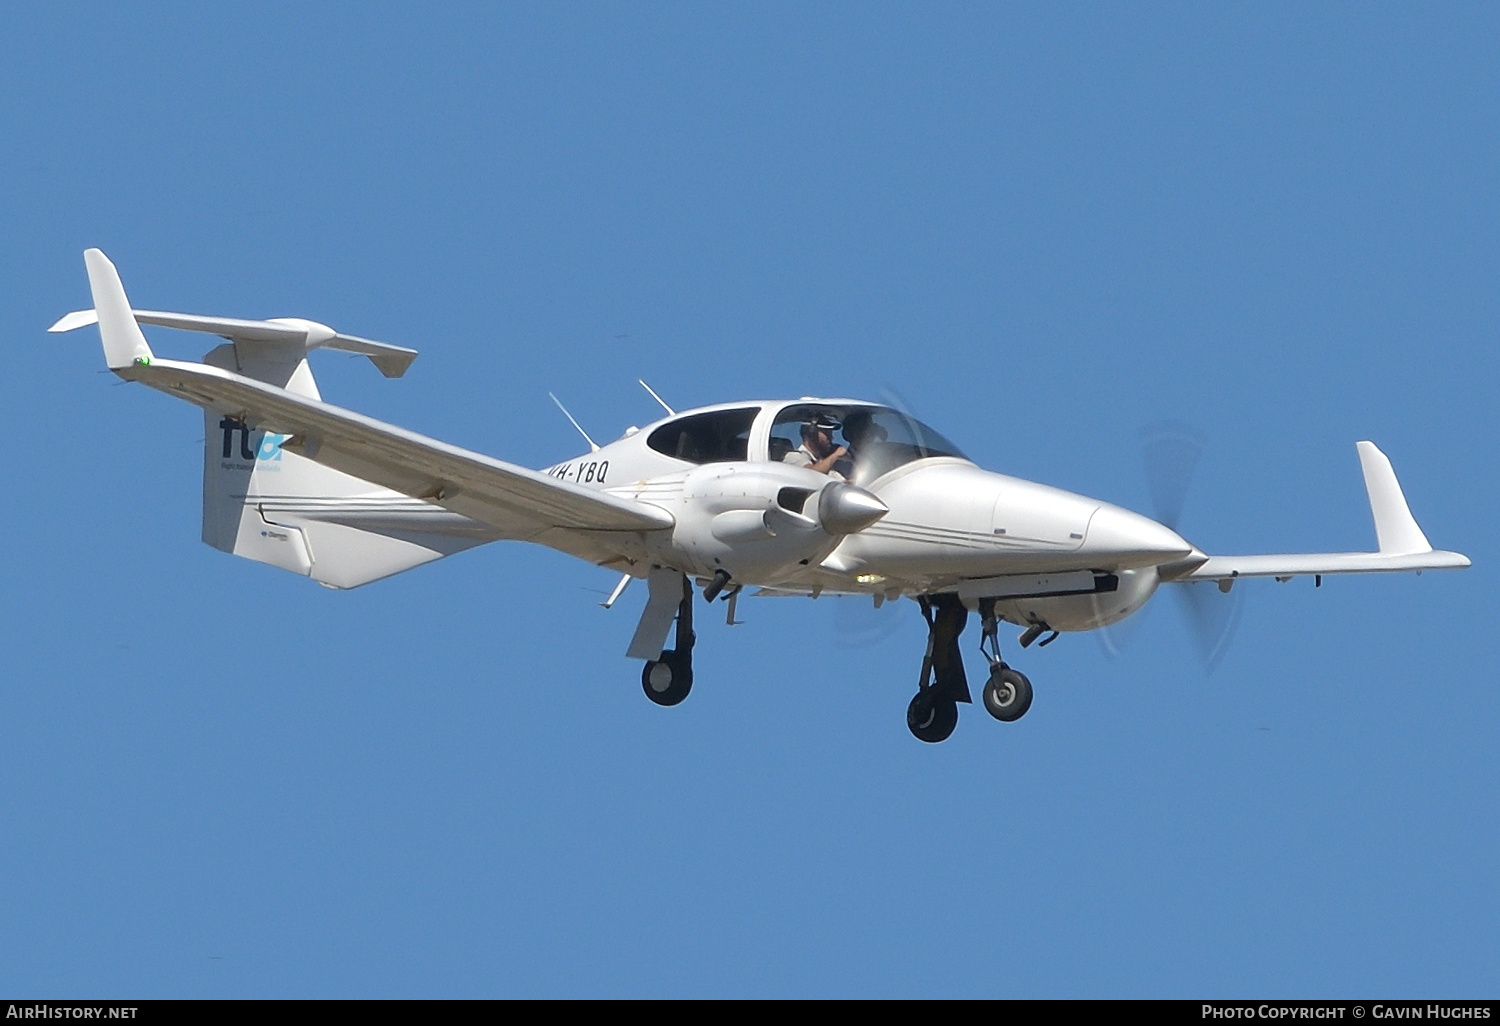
[548,392,599,452]
[638,379,675,416]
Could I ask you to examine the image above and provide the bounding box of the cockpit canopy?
[638,401,966,485]
[770,403,966,485]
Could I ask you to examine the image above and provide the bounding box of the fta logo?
[220,418,288,462]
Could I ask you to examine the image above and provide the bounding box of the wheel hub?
[648,663,673,691]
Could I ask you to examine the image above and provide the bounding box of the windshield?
[769,403,967,486]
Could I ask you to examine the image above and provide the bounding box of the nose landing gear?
[978,598,1034,724]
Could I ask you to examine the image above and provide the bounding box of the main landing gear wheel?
[904,594,971,743]
[983,666,1033,722]
[907,691,959,744]
[640,572,696,708]
[642,650,693,706]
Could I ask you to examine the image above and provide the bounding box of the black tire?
[982,666,1033,722]
[642,649,693,706]
[907,690,959,743]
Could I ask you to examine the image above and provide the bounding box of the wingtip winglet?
[1355,440,1433,556]
[82,249,154,371]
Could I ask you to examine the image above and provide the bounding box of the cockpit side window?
[645,407,760,464]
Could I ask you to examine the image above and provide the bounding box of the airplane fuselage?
[545,399,1191,631]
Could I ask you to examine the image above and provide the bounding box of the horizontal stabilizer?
[51,304,417,377]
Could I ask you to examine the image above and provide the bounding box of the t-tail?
[57,249,502,588]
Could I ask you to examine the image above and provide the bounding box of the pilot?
[783,414,846,477]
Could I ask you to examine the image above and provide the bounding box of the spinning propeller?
[1117,420,1243,672]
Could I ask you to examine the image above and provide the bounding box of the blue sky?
[1,3,1495,997]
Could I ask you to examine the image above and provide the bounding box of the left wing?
[1161,441,1469,584]
[76,249,673,564]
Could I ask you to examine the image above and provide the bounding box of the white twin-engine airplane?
[59,250,1469,742]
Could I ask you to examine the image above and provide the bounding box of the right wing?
[1161,441,1469,585]
[79,249,674,563]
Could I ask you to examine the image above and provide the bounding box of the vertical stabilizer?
[83,249,153,369]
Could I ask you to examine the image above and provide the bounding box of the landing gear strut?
[906,594,971,743]
[978,598,1033,723]
[642,575,695,706]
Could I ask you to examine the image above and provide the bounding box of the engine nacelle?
[991,567,1160,632]
[669,463,887,580]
